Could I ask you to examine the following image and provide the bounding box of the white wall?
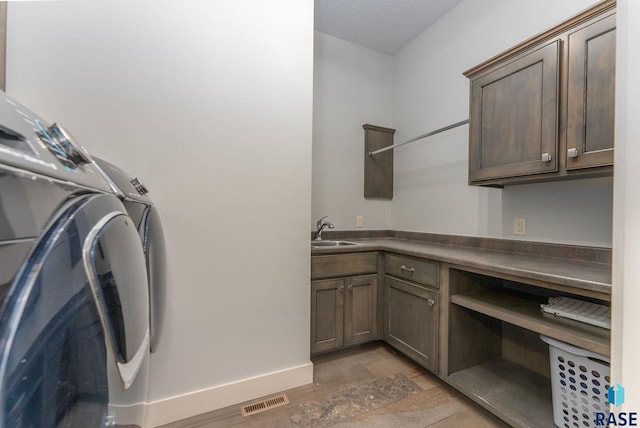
[390,0,612,247]
[313,0,612,246]
[612,0,640,412]
[6,0,314,425]
[312,32,393,231]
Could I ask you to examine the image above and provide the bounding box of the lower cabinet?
[310,251,440,374]
[311,275,378,355]
[446,267,610,428]
[383,276,438,373]
[311,248,611,427]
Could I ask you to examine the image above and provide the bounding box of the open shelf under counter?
[450,291,610,356]
[445,266,611,427]
[447,357,554,428]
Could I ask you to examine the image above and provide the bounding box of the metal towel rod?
[367,119,469,156]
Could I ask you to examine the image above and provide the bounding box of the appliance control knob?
[35,120,75,169]
[130,177,149,195]
[49,124,92,165]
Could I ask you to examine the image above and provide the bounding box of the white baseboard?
[146,361,314,427]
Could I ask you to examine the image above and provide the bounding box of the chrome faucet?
[314,216,334,241]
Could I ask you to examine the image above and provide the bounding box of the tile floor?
[159,343,508,428]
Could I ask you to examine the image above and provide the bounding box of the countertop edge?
[311,238,611,296]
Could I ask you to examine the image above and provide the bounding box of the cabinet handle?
[541,153,552,162]
[400,265,415,273]
[567,148,579,158]
[338,286,344,293]
[427,299,435,307]
[347,284,353,291]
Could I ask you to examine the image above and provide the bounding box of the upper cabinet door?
[565,14,616,170]
[468,41,560,183]
[465,0,615,186]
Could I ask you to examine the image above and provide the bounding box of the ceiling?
[314,0,463,55]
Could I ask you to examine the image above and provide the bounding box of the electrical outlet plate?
[514,218,526,235]
[356,216,364,228]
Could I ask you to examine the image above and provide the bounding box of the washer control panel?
[35,120,92,169]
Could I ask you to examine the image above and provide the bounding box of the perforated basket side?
[541,336,610,428]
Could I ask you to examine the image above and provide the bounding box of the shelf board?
[450,291,610,356]
[448,358,554,428]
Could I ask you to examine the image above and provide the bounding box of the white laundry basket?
[541,335,610,428]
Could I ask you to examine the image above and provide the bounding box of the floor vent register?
[241,393,290,417]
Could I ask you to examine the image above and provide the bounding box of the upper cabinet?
[566,13,616,170]
[464,0,616,186]
[467,41,561,182]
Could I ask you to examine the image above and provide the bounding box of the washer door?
[0,196,109,428]
[0,194,150,428]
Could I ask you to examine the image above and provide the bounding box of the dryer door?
[140,206,166,353]
[84,211,150,426]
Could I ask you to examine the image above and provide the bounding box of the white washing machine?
[0,92,154,427]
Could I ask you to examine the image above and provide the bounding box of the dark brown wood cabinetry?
[344,275,378,346]
[383,254,439,373]
[566,13,616,170]
[465,0,615,186]
[445,267,610,427]
[384,276,438,372]
[363,124,395,199]
[310,278,344,354]
[311,235,612,427]
[311,276,378,355]
[311,253,378,355]
[468,41,560,182]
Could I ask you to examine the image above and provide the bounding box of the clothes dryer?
[0,92,151,427]
[93,157,167,353]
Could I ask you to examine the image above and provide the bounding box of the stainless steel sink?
[311,240,358,248]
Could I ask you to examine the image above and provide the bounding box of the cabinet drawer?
[384,253,438,287]
[311,252,378,280]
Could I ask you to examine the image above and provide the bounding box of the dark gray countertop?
[311,237,611,296]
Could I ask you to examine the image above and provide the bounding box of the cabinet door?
[566,14,616,170]
[344,275,377,346]
[311,279,344,355]
[469,41,560,183]
[384,276,438,372]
